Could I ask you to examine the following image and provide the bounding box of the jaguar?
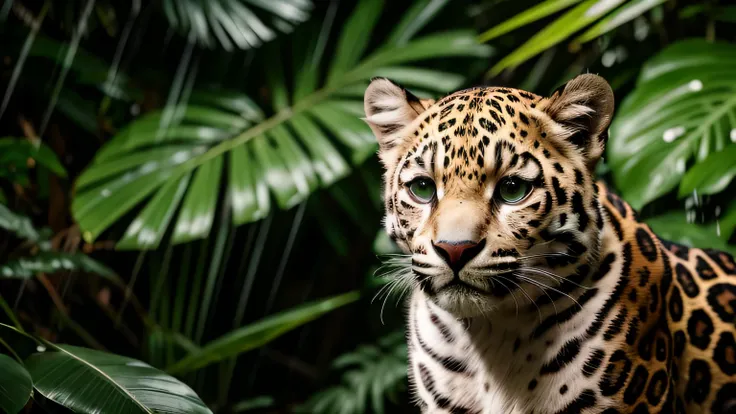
[363,74,736,413]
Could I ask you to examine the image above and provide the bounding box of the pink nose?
[432,240,485,271]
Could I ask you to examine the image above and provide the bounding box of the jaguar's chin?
[431,284,498,318]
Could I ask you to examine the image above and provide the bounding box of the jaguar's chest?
[407,286,623,414]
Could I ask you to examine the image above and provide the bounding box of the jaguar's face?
[364,75,614,317]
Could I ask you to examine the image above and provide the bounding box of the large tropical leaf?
[162,0,313,50]
[679,146,736,197]
[483,0,666,75]
[25,345,212,414]
[608,39,736,209]
[72,0,493,249]
[166,290,359,373]
[646,211,736,256]
[0,354,33,414]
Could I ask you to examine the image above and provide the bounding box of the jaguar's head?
[364,74,615,318]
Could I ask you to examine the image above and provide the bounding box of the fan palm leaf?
[72,0,493,249]
[162,0,313,50]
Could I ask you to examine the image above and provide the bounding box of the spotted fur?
[364,75,736,413]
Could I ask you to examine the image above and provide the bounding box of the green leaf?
[571,0,668,46]
[327,0,384,84]
[679,146,736,197]
[720,200,736,240]
[477,0,581,43]
[0,204,41,242]
[0,354,32,414]
[25,344,212,414]
[608,39,736,209]
[646,212,736,256]
[0,251,117,281]
[0,137,66,178]
[117,173,193,250]
[166,291,359,373]
[231,396,275,412]
[24,32,138,100]
[172,156,223,244]
[300,332,407,414]
[162,0,312,50]
[488,0,625,75]
[72,4,490,248]
[386,0,450,46]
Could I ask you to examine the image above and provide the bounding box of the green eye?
[498,177,532,204]
[408,178,436,203]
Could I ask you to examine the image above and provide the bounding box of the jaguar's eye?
[408,177,436,203]
[497,177,532,204]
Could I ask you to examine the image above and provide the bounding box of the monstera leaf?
[72,0,492,249]
[25,345,212,414]
[608,39,736,209]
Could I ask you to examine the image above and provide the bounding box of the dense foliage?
[1,0,735,413]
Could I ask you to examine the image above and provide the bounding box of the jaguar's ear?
[364,78,434,151]
[539,74,614,170]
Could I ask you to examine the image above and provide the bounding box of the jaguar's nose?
[432,239,486,272]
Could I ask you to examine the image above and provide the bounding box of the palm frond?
[481,0,668,76]
[72,0,493,249]
[298,331,408,414]
[162,0,313,50]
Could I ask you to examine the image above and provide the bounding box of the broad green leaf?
[166,291,359,373]
[0,204,41,242]
[646,212,736,256]
[73,4,489,248]
[489,0,625,75]
[0,251,116,281]
[679,146,736,197]
[26,345,212,414]
[0,354,32,414]
[162,0,312,50]
[608,39,736,209]
[477,0,581,43]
